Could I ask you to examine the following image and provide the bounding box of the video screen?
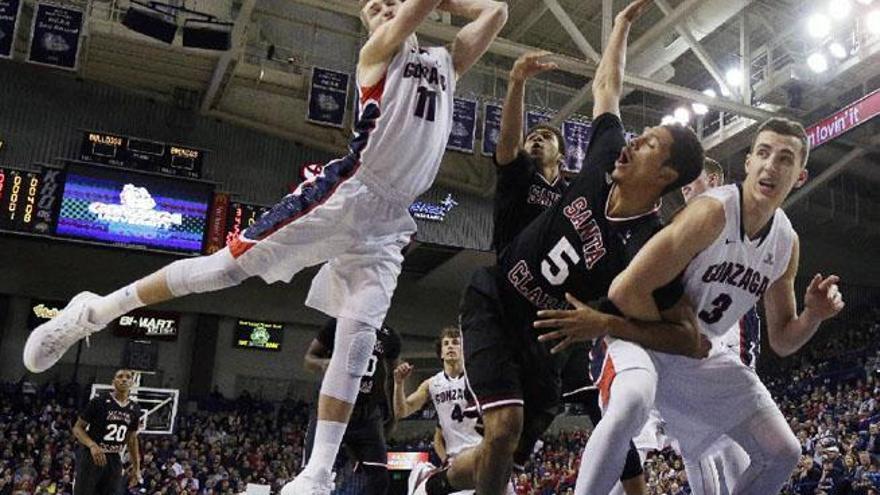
[234,320,283,351]
[55,163,213,253]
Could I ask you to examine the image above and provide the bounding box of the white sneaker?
[23,292,103,373]
[279,471,334,495]
[407,462,435,495]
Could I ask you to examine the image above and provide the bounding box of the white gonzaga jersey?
[355,43,456,203]
[684,184,794,340]
[428,372,481,457]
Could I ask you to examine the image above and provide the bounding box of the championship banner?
[32,165,64,235]
[481,103,503,157]
[562,120,592,174]
[28,3,84,71]
[112,308,179,340]
[203,192,230,254]
[525,109,553,133]
[807,88,880,150]
[0,0,22,59]
[447,98,477,154]
[307,67,349,128]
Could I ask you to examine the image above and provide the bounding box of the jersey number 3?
[542,237,581,285]
[103,424,128,443]
[699,293,733,324]
[414,87,437,122]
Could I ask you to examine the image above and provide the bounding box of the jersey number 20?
[103,424,128,443]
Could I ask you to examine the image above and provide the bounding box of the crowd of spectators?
[1,306,878,494]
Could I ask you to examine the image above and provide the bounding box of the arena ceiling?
[4,0,880,284]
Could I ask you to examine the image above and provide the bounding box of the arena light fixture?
[855,0,873,5]
[828,41,848,59]
[828,0,852,20]
[725,68,743,88]
[703,88,718,99]
[807,52,829,73]
[660,115,676,126]
[122,1,177,44]
[807,13,832,38]
[673,107,691,124]
[182,18,233,50]
[868,10,880,34]
[692,102,709,116]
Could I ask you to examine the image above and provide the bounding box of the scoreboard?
[0,168,42,232]
[80,130,205,179]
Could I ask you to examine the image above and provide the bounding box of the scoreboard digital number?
[0,168,42,232]
[79,130,205,179]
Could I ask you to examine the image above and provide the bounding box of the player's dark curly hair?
[660,124,705,196]
[527,123,567,157]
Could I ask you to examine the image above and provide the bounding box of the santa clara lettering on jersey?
[507,261,568,310]
[563,196,607,269]
[527,184,561,208]
[700,261,770,298]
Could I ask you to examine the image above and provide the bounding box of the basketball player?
[535,118,844,495]
[392,327,488,495]
[302,318,401,495]
[495,49,645,495]
[25,0,506,492]
[419,1,707,493]
[71,369,141,495]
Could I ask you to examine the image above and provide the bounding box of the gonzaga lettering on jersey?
[428,372,482,458]
[684,184,794,339]
[356,44,455,202]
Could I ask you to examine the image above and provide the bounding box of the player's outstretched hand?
[617,0,653,24]
[89,444,106,467]
[510,51,559,82]
[804,273,845,321]
[534,293,609,354]
[394,362,414,383]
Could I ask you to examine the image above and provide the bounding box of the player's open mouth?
[758,178,776,194]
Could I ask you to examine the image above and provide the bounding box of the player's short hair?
[703,157,724,183]
[435,326,461,359]
[660,124,705,196]
[526,123,567,157]
[753,117,810,168]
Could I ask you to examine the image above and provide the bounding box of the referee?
[72,368,142,494]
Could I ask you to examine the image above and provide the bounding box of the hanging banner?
[481,103,502,157]
[307,67,349,128]
[447,98,477,154]
[525,109,553,134]
[32,165,64,234]
[204,192,230,254]
[806,88,880,150]
[28,3,84,71]
[562,120,593,174]
[0,0,21,59]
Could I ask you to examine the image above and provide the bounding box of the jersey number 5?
[103,424,128,443]
[699,293,733,324]
[415,87,437,122]
[542,237,581,285]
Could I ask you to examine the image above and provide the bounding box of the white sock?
[88,284,145,326]
[304,420,347,477]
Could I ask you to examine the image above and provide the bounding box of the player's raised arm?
[445,0,508,78]
[359,0,445,69]
[764,236,844,357]
[592,0,652,118]
[496,51,557,165]
[609,196,724,320]
[392,362,431,418]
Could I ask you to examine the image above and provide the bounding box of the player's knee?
[482,407,523,454]
[338,320,377,378]
[165,248,248,296]
[361,465,389,495]
[772,431,801,470]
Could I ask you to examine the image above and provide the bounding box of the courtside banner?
[307,67,349,128]
[481,103,502,157]
[807,88,880,150]
[447,98,477,154]
[28,3,84,70]
[525,109,553,134]
[562,120,592,174]
[0,0,21,59]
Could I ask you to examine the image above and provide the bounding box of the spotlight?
[828,41,848,59]
[807,13,832,38]
[725,68,742,88]
[868,10,880,35]
[703,88,718,98]
[828,0,852,20]
[855,0,873,5]
[673,107,691,124]
[661,115,676,126]
[122,1,177,44]
[807,52,829,73]
[692,102,709,116]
